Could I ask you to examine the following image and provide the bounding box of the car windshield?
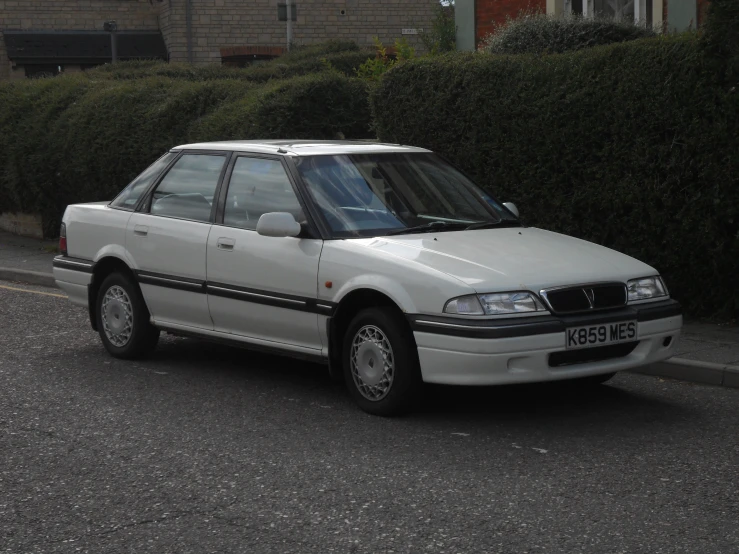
[293,153,518,238]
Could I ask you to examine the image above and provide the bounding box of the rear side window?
[149,154,226,222]
[110,152,176,210]
[223,157,304,230]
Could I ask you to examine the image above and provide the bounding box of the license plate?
[565,321,637,350]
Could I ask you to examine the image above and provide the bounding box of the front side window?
[110,152,177,210]
[294,153,517,238]
[223,157,304,230]
[149,154,226,222]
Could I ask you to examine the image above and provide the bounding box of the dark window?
[110,152,177,210]
[223,157,304,230]
[150,154,226,222]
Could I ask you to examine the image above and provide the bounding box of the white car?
[53,140,682,415]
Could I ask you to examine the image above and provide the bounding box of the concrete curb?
[633,359,739,389]
[0,267,56,288]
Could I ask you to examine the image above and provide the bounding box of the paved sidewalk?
[0,230,57,286]
[1,230,737,387]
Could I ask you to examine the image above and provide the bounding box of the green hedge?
[0,72,372,236]
[83,51,373,82]
[84,40,372,83]
[370,36,739,318]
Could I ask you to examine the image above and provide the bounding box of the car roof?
[171,140,432,156]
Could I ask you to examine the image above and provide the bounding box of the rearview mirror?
[503,202,519,218]
[256,212,301,238]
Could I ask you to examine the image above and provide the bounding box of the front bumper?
[409,299,682,386]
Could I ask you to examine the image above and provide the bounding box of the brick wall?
[1,0,441,75]
[476,0,546,44]
[0,0,160,78]
[160,0,440,64]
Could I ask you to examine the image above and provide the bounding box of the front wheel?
[96,272,159,359]
[343,307,422,416]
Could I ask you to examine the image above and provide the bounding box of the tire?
[96,272,159,359]
[567,372,617,386]
[342,307,422,416]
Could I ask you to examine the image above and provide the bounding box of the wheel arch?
[327,287,414,381]
[88,256,137,331]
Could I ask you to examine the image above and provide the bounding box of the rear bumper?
[53,256,93,308]
[410,300,682,386]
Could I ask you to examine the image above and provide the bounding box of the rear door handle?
[217,237,235,250]
[134,225,148,237]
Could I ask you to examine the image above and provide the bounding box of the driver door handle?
[134,225,148,237]
[217,237,235,250]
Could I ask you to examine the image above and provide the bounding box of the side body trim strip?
[130,271,336,315]
[53,256,95,273]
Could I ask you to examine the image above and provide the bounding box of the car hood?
[356,227,656,293]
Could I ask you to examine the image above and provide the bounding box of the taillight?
[59,223,68,256]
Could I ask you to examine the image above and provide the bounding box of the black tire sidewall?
[96,272,158,359]
[342,307,421,416]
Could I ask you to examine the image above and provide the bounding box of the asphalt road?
[1,280,737,554]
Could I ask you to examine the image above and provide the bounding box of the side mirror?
[256,212,301,238]
[503,202,519,218]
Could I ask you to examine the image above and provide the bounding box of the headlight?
[444,292,547,315]
[443,295,484,315]
[627,276,668,302]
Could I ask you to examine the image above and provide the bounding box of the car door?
[126,151,229,330]
[206,154,324,351]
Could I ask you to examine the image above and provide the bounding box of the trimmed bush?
[371,36,739,318]
[482,13,655,55]
[190,72,372,141]
[85,51,373,82]
[271,39,359,61]
[0,71,372,236]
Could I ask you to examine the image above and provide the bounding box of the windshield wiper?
[384,221,468,236]
[465,219,522,230]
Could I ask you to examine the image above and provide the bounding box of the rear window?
[110,152,177,210]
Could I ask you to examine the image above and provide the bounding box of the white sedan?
[53,141,682,415]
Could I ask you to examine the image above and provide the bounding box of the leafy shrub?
[420,4,457,54]
[482,13,655,55]
[0,72,372,235]
[371,36,739,318]
[356,37,415,81]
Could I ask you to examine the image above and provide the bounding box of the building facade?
[457,0,711,48]
[1,0,438,80]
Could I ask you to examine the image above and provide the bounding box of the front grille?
[542,283,627,314]
[548,341,639,367]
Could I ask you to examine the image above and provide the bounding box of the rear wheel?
[343,307,422,416]
[96,272,159,359]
